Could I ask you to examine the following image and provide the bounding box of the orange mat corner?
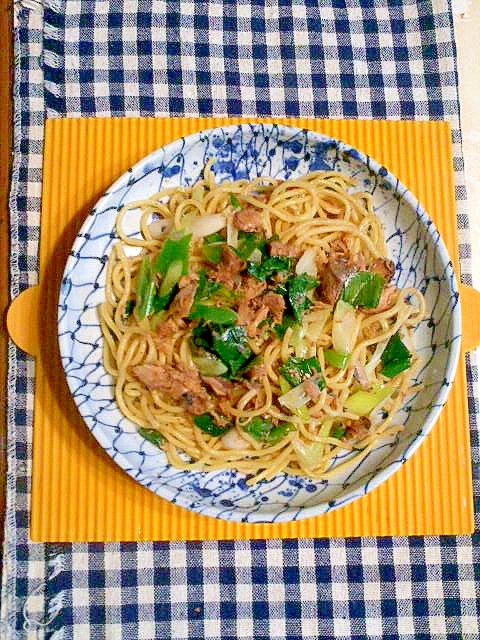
[27,116,474,541]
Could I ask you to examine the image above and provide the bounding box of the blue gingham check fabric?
[3,1,480,638]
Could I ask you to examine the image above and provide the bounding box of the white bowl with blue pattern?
[58,124,461,523]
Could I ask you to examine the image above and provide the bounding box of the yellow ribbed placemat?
[25,117,475,540]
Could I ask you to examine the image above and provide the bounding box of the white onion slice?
[304,309,331,341]
[332,300,361,355]
[147,218,172,239]
[221,428,251,450]
[364,338,389,376]
[295,247,318,276]
[226,216,239,248]
[292,437,324,470]
[190,214,226,238]
[278,382,311,410]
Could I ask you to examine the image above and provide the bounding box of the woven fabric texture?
[2,1,479,638]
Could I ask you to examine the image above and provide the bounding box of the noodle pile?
[99,166,424,484]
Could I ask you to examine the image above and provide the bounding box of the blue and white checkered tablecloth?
[3,1,480,638]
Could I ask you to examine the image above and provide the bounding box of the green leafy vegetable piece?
[324,349,350,370]
[191,324,213,350]
[235,231,268,261]
[274,281,288,298]
[273,314,296,339]
[189,304,238,325]
[151,289,177,313]
[202,233,225,264]
[205,232,225,243]
[234,354,260,377]
[122,299,135,323]
[341,272,384,308]
[230,193,241,209]
[154,233,191,277]
[193,413,231,437]
[381,331,412,378]
[191,324,254,378]
[243,417,292,444]
[194,269,236,304]
[135,255,156,319]
[211,325,253,377]
[189,270,237,323]
[195,269,221,300]
[138,427,164,447]
[331,425,346,439]
[278,356,325,388]
[247,256,294,281]
[287,274,319,322]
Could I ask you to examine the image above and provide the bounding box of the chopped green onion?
[154,233,191,277]
[288,325,308,357]
[318,418,335,437]
[324,349,350,370]
[150,310,166,331]
[192,356,229,377]
[342,272,384,308]
[202,243,224,265]
[205,232,225,243]
[135,255,156,319]
[179,212,198,232]
[294,405,310,422]
[151,289,177,314]
[159,259,183,297]
[295,247,318,277]
[289,325,304,349]
[292,438,324,470]
[279,376,291,395]
[190,214,226,238]
[344,385,394,416]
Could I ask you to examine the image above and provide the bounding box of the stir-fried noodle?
[100,166,424,484]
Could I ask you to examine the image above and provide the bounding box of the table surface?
[0,0,478,553]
